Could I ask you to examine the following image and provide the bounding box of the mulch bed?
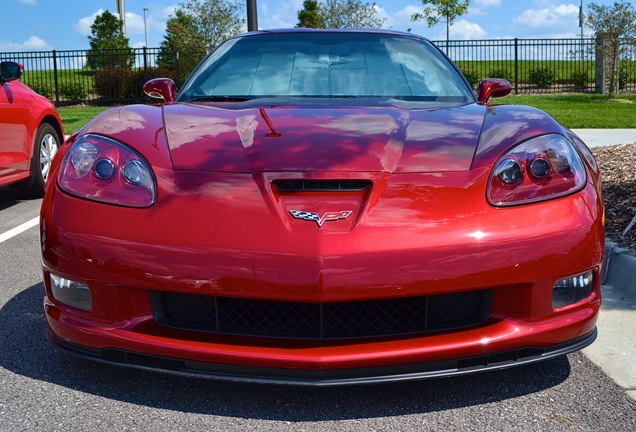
[590,143,636,250]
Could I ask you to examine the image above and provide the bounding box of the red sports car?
[41,29,604,385]
[0,61,63,196]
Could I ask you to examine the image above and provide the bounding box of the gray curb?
[584,239,636,400]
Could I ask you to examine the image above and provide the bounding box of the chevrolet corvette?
[41,29,604,385]
[1,61,63,196]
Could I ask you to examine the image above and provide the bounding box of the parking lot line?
[0,217,39,244]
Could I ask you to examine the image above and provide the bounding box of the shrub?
[59,82,88,101]
[95,67,181,101]
[460,67,481,88]
[570,70,589,88]
[94,67,135,100]
[619,61,634,90]
[529,67,555,88]
[28,81,53,99]
[488,68,513,82]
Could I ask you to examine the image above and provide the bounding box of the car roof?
[232,28,430,42]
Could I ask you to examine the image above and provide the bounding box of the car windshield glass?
[178,32,474,102]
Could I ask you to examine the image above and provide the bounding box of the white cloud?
[259,0,303,29]
[17,0,38,5]
[72,7,174,47]
[513,4,579,29]
[471,0,501,16]
[141,5,179,46]
[74,9,105,37]
[475,0,501,7]
[450,19,487,40]
[374,5,389,27]
[125,12,146,36]
[152,5,179,30]
[0,35,51,52]
[394,5,422,24]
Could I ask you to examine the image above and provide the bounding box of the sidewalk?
[571,128,636,147]
[573,128,636,400]
[583,243,636,400]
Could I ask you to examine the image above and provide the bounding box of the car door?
[0,77,29,180]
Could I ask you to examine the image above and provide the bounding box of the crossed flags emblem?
[289,210,353,227]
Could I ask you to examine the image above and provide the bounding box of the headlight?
[58,134,156,207]
[487,134,586,206]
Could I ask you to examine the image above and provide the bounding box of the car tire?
[20,122,61,197]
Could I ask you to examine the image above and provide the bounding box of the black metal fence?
[2,37,635,107]
[0,47,204,106]
[439,37,636,95]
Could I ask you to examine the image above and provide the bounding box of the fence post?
[514,38,519,95]
[595,36,606,94]
[52,50,60,107]
[143,46,148,83]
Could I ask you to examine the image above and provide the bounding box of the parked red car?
[41,29,604,385]
[0,61,63,196]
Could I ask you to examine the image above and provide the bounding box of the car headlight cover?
[487,134,586,206]
[58,134,156,207]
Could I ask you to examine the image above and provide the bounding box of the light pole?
[579,0,584,62]
[143,8,149,67]
[143,8,149,48]
[117,0,126,36]
[247,0,258,31]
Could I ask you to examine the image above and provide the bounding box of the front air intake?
[151,289,493,341]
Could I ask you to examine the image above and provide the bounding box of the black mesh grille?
[151,290,492,341]
[273,179,371,192]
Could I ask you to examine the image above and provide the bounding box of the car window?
[178,32,473,102]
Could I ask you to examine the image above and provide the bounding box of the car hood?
[163,102,487,173]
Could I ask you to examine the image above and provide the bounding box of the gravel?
[591,143,636,250]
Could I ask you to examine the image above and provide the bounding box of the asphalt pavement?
[572,128,636,400]
[0,131,634,430]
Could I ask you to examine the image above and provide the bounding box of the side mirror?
[143,78,177,103]
[477,78,512,104]
[1,61,24,82]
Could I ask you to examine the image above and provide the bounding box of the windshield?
[177,31,474,103]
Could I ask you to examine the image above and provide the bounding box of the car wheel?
[22,123,61,197]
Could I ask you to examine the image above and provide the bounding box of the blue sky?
[0,0,618,52]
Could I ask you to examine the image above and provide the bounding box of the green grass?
[496,94,636,128]
[57,94,636,135]
[58,106,112,135]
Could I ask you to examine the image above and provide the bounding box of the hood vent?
[273,179,371,192]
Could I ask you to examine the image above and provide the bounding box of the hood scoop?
[273,179,371,192]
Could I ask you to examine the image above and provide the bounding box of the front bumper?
[48,327,597,385]
[41,169,604,384]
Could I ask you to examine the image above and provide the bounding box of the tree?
[297,0,323,28]
[157,10,204,81]
[86,10,134,70]
[296,0,385,29]
[411,0,470,49]
[156,0,245,82]
[586,1,636,98]
[176,0,245,53]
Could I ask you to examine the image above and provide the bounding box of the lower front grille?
[151,290,493,341]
